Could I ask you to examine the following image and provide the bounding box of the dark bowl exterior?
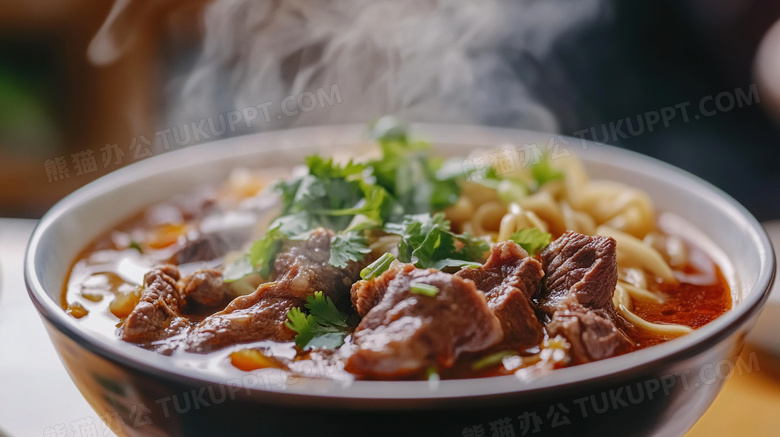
[40,303,758,437]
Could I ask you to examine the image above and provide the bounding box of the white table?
[0,219,116,437]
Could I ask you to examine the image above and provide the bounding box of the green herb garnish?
[509,228,552,256]
[472,350,517,370]
[426,366,440,383]
[226,121,476,281]
[128,240,143,253]
[477,151,564,201]
[328,231,371,269]
[360,253,396,280]
[385,213,489,270]
[285,292,349,350]
[530,152,564,187]
[410,282,439,297]
[230,157,394,281]
[368,117,461,213]
[222,254,254,282]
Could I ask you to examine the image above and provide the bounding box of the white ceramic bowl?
[26,124,775,437]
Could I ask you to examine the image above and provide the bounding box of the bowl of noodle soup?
[25,124,774,436]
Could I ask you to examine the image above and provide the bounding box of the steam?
[91,0,609,135]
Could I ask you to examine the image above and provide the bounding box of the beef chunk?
[455,241,544,350]
[184,229,362,353]
[351,262,398,318]
[171,232,243,264]
[538,231,629,363]
[538,231,618,313]
[345,264,503,378]
[121,265,190,346]
[180,269,235,309]
[184,283,302,353]
[546,304,628,363]
[271,228,362,302]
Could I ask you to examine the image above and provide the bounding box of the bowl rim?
[25,123,776,404]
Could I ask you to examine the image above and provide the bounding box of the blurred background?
[1,1,780,436]
[0,0,779,219]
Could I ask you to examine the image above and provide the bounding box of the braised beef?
[351,263,396,318]
[538,231,629,363]
[538,231,618,312]
[172,232,243,264]
[455,241,544,350]
[345,263,503,378]
[184,285,302,353]
[123,226,635,370]
[180,269,235,309]
[271,228,362,303]
[546,303,629,363]
[184,228,362,353]
[121,265,190,347]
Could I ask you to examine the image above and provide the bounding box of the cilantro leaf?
[454,232,492,262]
[230,152,391,282]
[509,228,552,256]
[248,227,284,279]
[328,231,371,268]
[315,182,392,223]
[306,155,366,180]
[225,122,474,282]
[274,156,371,231]
[368,116,409,143]
[246,213,314,279]
[284,308,314,348]
[222,254,254,283]
[304,291,348,328]
[291,175,327,209]
[285,292,349,350]
[368,117,462,213]
[385,213,489,269]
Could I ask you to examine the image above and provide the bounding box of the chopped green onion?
[410,282,439,297]
[497,179,528,203]
[531,153,564,187]
[472,350,517,370]
[360,253,396,280]
[426,367,440,383]
[128,240,143,253]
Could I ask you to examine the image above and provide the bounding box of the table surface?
[0,219,116,437]
[1,217,779,437]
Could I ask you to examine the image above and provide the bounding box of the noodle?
[618,281,664,303]
[453,152,698,338]
[617,304,693,337]
[515,190,567,235]
[596,226,678,284]
[497,204,549,242]
[559,157,655,238]
[444,196,474,226]
[469,200,506,240]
